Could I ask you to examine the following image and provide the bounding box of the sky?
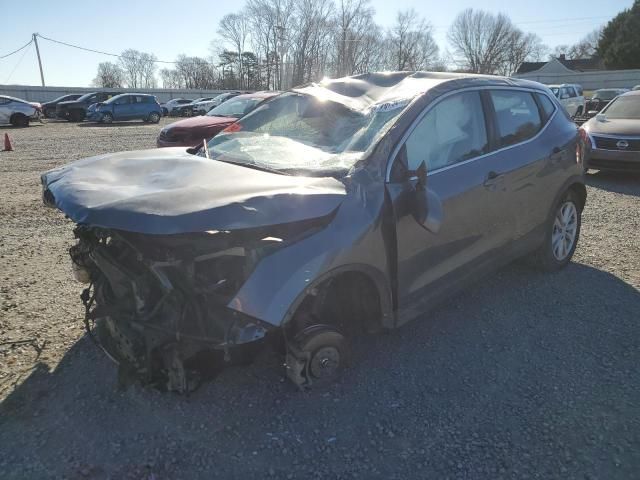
[0,0,633,87]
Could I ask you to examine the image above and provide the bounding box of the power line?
[0,39,33,60]
[4,41,32,84]
[36,33,179,64]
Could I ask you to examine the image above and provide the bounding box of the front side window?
[111,96,130,105]
[404,91,489,172]
[490,90,542,147]
[204,92,410,176]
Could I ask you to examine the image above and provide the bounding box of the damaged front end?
[71,223,316,393]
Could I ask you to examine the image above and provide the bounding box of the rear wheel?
[10,113,29,127]
[533,190,582,271]
[148,111,160,123]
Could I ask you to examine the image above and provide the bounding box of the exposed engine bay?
[70,221,325,393]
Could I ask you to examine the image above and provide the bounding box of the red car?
[156,92,279,148]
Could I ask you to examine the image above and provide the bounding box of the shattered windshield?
[202,91,410,175]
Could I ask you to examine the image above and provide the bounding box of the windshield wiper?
[215,157,290,175]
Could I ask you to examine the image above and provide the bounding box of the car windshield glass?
[550,87,559,97]
[594,90,618,101]
[207,97,262,118]
[602,96,640,119]
[201,91,410,176]
[76,92,96,102]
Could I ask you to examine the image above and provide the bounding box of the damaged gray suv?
[42,72,586,392]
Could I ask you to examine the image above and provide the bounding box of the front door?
[112,96,133,120]
[386,90,503,323]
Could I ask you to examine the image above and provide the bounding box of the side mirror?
[596,113,607,122]
[410,160,428,225]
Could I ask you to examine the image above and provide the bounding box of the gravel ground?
[0,120,639,479]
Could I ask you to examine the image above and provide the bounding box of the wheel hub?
[309,346,340,378]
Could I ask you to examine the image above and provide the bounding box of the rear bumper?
[587,148,640,171]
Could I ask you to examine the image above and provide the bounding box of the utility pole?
[32,33,45,87]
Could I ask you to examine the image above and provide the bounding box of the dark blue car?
[88,94,162,123]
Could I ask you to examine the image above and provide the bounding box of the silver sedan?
[0,95,42,127]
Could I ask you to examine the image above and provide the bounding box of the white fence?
[0,85,233,103]
[513,69,640,90]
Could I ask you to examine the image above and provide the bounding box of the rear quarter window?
[536,93,556,123]
[489,90,542,148]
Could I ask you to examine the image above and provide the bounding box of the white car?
[0,95,42,127]
[548,84,585,117]
[161,98,193,116]
[192,92,241,115]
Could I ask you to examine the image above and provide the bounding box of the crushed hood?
[41,148,346,235]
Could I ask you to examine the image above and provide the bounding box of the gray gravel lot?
[0,120,639,479]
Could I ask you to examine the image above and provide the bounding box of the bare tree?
[174,55,218,89]
[246,0,295,89]
[218,13,249,88]
[499,31,547,76]
[118,49,158,88]
[448,9,515,74]
[290,0,334,85]
[567,28,602,59]
[159,68,184,88]
[385,9,439,71]
[92,62,124,88]
[332,0,382,76]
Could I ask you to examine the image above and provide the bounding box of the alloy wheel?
[552,201,578,261]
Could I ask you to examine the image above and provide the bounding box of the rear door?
[386,90,504,320]
[483,89,548,242]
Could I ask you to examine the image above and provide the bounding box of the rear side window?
[405,91,489,171]
[536,93,556,122]
[489,90,542,148]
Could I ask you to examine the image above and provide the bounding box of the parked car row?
[42,71,596,391]
[0,90,247,127]
[157,91,279,147]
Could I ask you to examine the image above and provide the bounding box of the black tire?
[532,189,582,272]
[101,112,113,124]
[148,111,161,123]
[10,114,29,127]
[69,110,85,122]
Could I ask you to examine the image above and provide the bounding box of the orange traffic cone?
[3,133,13,151]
